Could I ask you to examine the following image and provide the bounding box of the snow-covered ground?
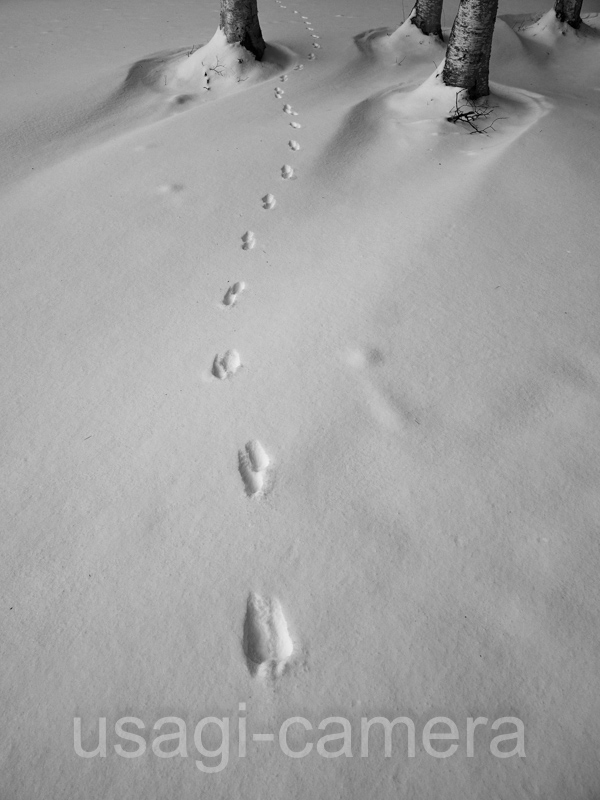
[2,0,600,797]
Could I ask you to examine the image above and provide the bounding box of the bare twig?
[446,91,505,135]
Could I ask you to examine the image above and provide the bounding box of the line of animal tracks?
[213,1,321,681]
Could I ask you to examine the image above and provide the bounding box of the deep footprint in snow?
[212,349,241,379]
[243,592,293,677]
[238,439,270,497]
[241,230,256,250]
[262,193,276,209]
[281,164,294,179]
[223,281,245,306]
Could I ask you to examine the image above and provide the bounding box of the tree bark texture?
[442,0,499,99]
[554,0,584,28]
[220,0,266,60]
[411,0,444,39]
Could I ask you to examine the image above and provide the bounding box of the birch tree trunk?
[554,0,584,28]
[411,0,444,39]
[442,0,499,99]
[220,0,266,61]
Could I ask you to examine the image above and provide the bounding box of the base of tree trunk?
[554,0,584,29]
[220,0,266,61]
[411,0,444,40]
[442,0,499,100]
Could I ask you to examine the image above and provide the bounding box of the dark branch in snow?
[446,91,505,135]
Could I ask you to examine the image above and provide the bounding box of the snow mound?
[518,9,600,45]
[121,27,296,103]
[387,67,551,144]
[354,11,445,64]
[319,65,551,184]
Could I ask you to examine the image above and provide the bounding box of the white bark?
[442,0,499,99]
[220,0,266,60]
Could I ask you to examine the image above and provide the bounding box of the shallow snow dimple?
[243,593,293,675]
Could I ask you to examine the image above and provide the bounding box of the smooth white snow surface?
[2,0,600,797]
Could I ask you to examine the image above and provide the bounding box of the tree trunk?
[554,0,584,28]
[442,0,499,99]
[411,0,444,39]
[220,0,266,61]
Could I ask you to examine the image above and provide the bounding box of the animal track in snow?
[311,34,320,38]
[288,140,300,151]
[241,231,256,250]
[238,439,270,497]
[283,104,298,115]
[212,349,241,379]
[223,281,245,306]
[274,87,284,97]
[238,452,263,496]
[243,592,293,676]
[281,164,294,179]
[293,64,304,71]
[312,43,321,48]
[247,439,270,472]
[290,121,301,128]
[301,15,308,19]
[262,193,276,209]
[307,53,316,60]
[280,75,288,82]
